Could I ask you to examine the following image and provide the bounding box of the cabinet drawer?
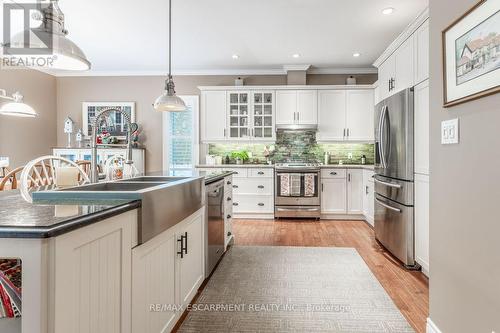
[222,168,247,178]
[248,168,273,178]
[321,169,346,179]
[232,178,273,195]
[232,195,274,213]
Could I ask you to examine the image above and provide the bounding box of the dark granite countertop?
[0,190,141,239]
[139,170,235,185]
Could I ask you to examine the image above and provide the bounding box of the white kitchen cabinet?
[224,175,234,249]
[377,54,395,101]
[393,35,415,93]
[131,208,205,333]
[317,90,346,141]
[347,169,363,214]
[415,174,429,276]
[414,80,429,175]
[374,81,381,106]
[276,90,317,125]
[321,178,347,214]
[362,169,375,226]
[251,91,275,140]
[317,89,374,142]
[227,91,251,139]
[201,90,227,142]
[53,210,137,333]
[414,19,429,85]
[346,90,374,141]
[177,210,205,307]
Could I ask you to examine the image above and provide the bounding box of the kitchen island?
[0,170,232,333]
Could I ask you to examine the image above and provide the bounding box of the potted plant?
[231,151,249,165]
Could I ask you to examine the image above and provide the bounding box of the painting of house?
[455,10,500,85]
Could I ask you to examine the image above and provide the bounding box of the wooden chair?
[76,160,91,181]
[20,156,90,203]
[0,166,24,191]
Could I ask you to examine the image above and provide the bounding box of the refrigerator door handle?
[378,105,388,168]
[375,198,402,213]
[374,178,402,189]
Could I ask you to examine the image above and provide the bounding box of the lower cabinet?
[132,208,205,333]
[415,173,429,276]
[362,170,375,226]
[347,169,363,214]
[224,175,234,249]
[321,178,347,214]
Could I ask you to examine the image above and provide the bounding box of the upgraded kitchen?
[4,0,482,332]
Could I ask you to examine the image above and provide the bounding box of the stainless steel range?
[274,162,321,218]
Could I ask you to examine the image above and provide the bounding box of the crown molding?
[373,6,429,68]
[198,84,375,91]
[283,64,311,72]
[308,67,378,75]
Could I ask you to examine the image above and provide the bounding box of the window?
[163,96,199,176]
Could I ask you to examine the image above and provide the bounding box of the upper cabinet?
[317,89,374,142]
[201,91,227,142]
[414,19,430,85]
[227,91,251,139]
[276,90,317,126]
[251,91,275,140]
[374,13,429,102]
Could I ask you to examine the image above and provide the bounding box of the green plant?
[230,150,249,161]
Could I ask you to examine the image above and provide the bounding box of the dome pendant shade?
[0,102,37,117]
[154,78,187,112]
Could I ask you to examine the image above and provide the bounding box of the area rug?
[178,246,414,332]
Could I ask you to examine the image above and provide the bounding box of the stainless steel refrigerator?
[374,88,419,269]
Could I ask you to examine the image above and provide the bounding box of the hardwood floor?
[233,219,429,333]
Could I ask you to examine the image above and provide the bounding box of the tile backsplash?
[208,130,374,164]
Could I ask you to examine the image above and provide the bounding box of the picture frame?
[82,102,136,139]
[442,0,500,107]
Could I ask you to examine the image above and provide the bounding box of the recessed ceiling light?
[292,53,300,58]
[353,52,361,57]
[232,54,239,59]
[382,7,395,15]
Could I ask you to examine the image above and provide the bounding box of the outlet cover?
[441,118,459,144]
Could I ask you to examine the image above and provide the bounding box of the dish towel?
[290,174,302,196]
[304,173,315,197]
[280,174,290,196]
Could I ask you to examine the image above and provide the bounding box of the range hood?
[276,123,318,131]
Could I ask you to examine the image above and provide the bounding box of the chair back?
[20,155,90,203]
[0,166,24,191]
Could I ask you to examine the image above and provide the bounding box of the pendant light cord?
[168,0,172,79]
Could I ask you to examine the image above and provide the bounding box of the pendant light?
[153,0,187,112]
[0,90,37,118]
[3,0,90,71]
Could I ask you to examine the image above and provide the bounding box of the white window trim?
[162,95,200,171]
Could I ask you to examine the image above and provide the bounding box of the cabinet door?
[394,35,415,93]
[414,80,429,175]
[346,90,374,141]
[317,90,346,141]
[297,90,318,124]
[177,210,204,307]
[53,210,136,333]
[378,57,394,100]
[362,170,375,226]
[347,169,363,214]
[228,91,251,139]
[415,174,429,276]
[132,227,178,333]
[321,178,347,214]
[201,91,227,142]
[414,19,429,84]
[252,91,275,140]
[276,90,297,125]
[374,83,381,106]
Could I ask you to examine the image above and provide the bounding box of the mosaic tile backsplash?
[208,130,374,165]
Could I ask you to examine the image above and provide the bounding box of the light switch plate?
[441,118,459,144]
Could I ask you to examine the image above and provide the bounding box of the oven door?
[274,170,320,206]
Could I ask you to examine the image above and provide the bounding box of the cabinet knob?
[227,197,232,201]
[233,202,239,206]
[227,214,232,219]
[258,203,264,206]
[330,172,337,175]
[233,185,239,188]
[257,185,264,189]
[257,171,264,175]
[227,181,232,185]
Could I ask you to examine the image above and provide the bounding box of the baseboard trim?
[233,213,274,219]
[320,214,365,220]
[427,318,442,333]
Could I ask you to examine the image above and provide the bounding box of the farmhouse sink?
[118,176,188,183]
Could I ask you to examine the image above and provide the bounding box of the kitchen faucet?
[90,108,133,183]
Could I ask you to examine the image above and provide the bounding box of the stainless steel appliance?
[205,179,225,277]
[374,88,419,269]
[274,163,321,218]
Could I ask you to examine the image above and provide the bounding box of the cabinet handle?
[177,233,187,258]
[257,185,264,189]
[348,173,351,182]
[227,197,232,201]
[343,128,346,138]
[388,78,392,91]
[232,185,239,188]
[224,129,226,137]
[183,232,188,255]
[226,181,232,185]
[233,202,239,206]
[347,128,350,137]
[321,183,324,192]
[366,186,369,195]
[258,203,265,206]
[227,214,232,219]
[330,171,337,175]
[257,171,264,175]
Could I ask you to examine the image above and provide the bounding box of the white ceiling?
[4,0,429,75]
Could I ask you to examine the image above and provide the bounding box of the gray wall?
[56,74,377,172]
[0,69,57,168]
[429,1,500,332]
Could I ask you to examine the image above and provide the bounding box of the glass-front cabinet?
[226,90,275,141]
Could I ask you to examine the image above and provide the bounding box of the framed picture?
[443,0,500,107]
[82,102,135,139]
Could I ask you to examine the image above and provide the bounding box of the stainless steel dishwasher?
[205,179,225,277]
